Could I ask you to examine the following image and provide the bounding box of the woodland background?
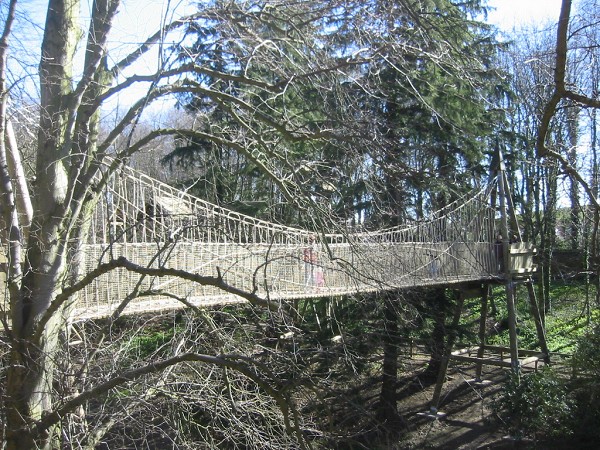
[1,0,599,448]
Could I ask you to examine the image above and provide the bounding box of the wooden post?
[502,170,523,243]
[497,150,520,376]
[430,291,466,413]
[475,285,490,381]
[525,280,550,364]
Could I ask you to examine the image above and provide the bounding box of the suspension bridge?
[65,160,534,320]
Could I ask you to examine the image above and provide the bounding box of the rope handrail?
[71,160,502,319]
[101,160,497,244]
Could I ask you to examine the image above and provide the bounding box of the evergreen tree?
[164,0,505,229]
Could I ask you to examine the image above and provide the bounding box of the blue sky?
[486,0,563,29]
[105,0,565,91]
[100,0,567,116]
[9,0,565,110]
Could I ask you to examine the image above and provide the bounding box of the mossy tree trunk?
[3,1,118,447]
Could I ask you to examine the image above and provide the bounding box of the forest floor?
[394,356,546,450]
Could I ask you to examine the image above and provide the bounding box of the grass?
[459,280,599,354]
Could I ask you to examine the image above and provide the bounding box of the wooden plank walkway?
[73,240,500,319]
[3,163,539,320]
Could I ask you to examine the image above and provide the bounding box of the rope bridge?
[73,163,501,319]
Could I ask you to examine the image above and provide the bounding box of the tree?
[496,0,600,317]
[534,0,600,306]
[357,0,504,420]
[0,1,330,447]
[0,0,507,448]
[167,0,505,432]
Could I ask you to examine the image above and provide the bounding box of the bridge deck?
[74,241,499,319]
[1,162,531,321]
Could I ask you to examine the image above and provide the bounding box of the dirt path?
[398,361,528,449]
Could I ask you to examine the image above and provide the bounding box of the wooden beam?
[451,346,479,356]
[449,353,546,368]
[475,286,490,380]
[521,355,544,365]
[449,354,512,368]
[482,345,547,357]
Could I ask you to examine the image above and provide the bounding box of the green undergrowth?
[493,367,576,440]
[487,281,600,445]
[130,327,178,358]
[96,284,599,448]
[470,281,600,354]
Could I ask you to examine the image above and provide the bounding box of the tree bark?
[423,287,448,380]
[378,292,402,430]
[4,1,83,448]
[4,119,32,231]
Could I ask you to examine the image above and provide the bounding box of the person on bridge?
[495,233,504,273]
[303,235,324,288]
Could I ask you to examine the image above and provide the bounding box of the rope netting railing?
[76,163,499,319]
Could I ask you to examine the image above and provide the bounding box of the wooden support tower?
[424,147,547,417]
[496,149,520,375]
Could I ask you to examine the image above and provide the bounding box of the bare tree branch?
[536,0,600,209]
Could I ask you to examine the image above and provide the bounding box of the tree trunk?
[423,287,448,380]
[4,119,33,232]
[378,292,402,429]
[4,1,83,448]
[567,105,581,250]
[540,161,558,313]
[590,107,600,306]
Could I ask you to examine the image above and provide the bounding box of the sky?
[105,0,564,84]
[104,0,564,110]
[485,0,563,30]
[15,0,566,65]
[107,0,565,51]
[110,0,565,39]
[9,0,565,112]
[104,0,193,69]
[109,0,566,35]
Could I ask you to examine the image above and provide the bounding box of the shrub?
[571,324,600,443]
[493,368,574,440]
[573,323,600,377]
